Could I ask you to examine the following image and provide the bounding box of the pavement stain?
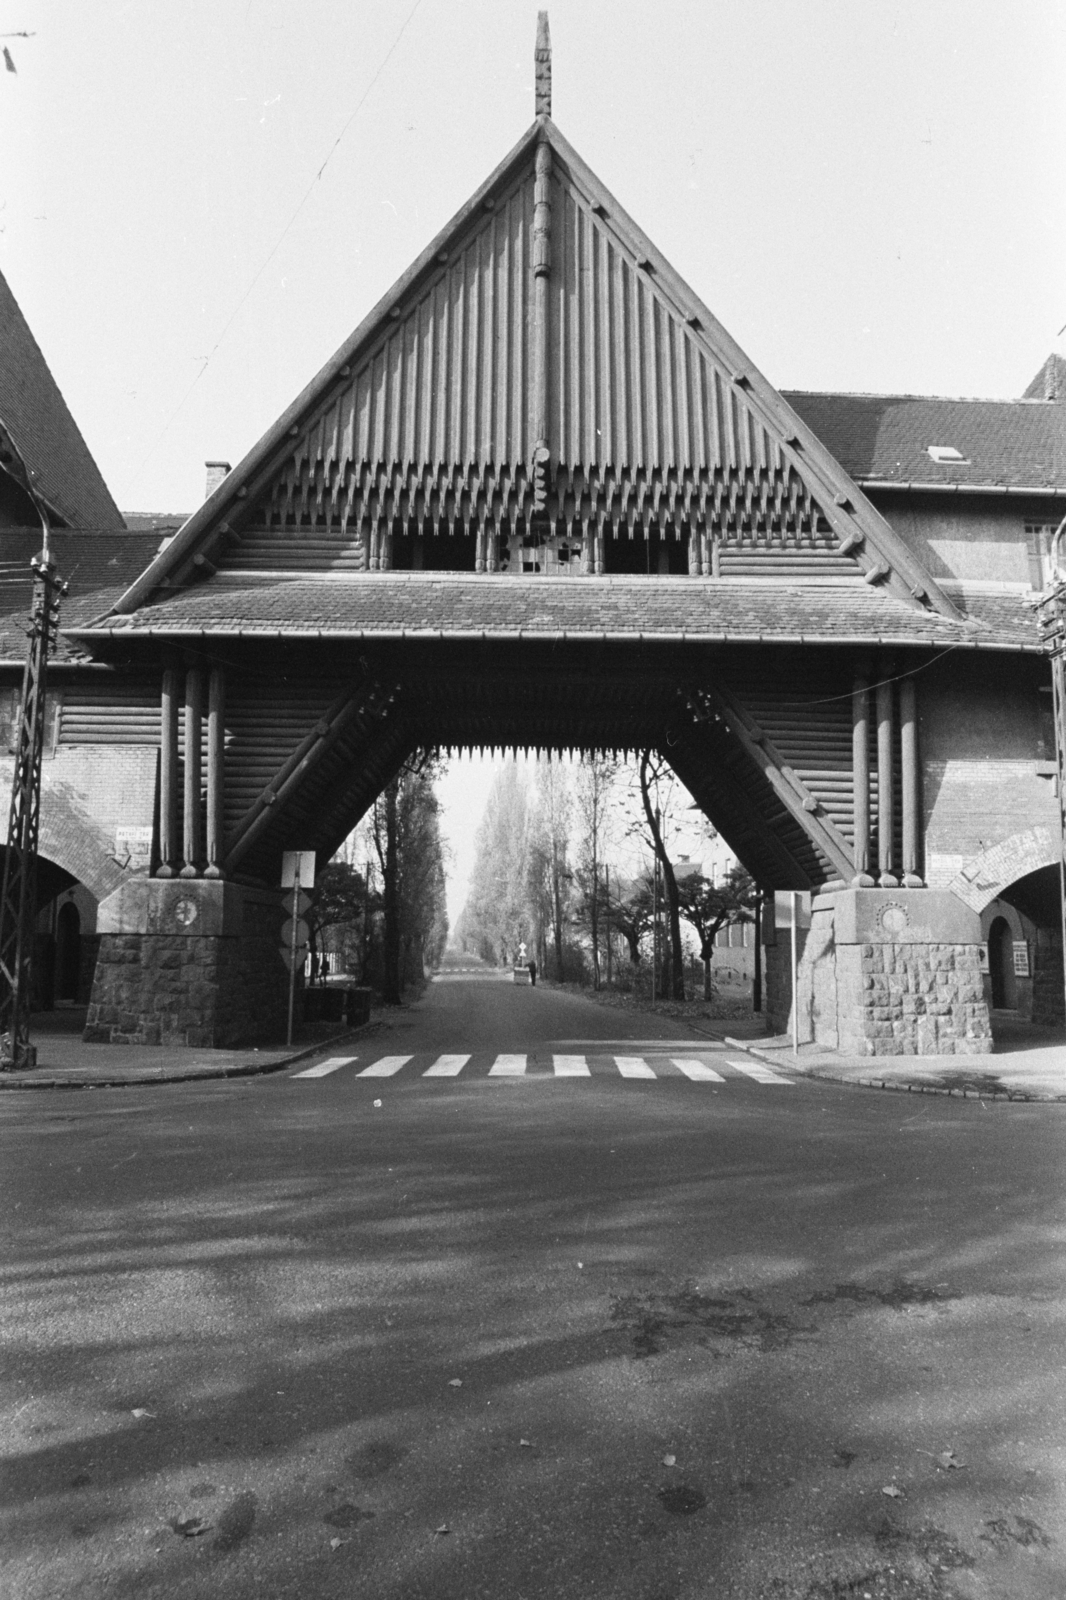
[213,1489,257,1550]
[801,1281,956,1313]
[323,1501,376,1529]
[979,1513,1053,1551]
[345,1437,406,1480]
[608,1279,807,1359]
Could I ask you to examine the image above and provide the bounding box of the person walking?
[528,959,537,987]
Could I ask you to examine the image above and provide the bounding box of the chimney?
[205,460,231,500]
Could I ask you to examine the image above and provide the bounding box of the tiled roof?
[1023,354,1066,403]
[0,268,125,530]
[121,512,189,534]
[0,529,166,662]
[783,391,1066,492]
[69,572,1040,653]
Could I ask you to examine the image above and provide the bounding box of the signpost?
[775,890,812,1055]
[280,851,315,1046]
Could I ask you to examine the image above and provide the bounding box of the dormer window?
[926,445,970,465]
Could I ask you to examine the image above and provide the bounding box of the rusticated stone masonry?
[835,941,991,1057]
[765,887,993,1058]
[84,879,288,1048]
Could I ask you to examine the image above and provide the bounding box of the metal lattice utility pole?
[1035,512,1066,1030]
[0,418,64,1070]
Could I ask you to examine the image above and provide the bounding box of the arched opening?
[988,916,1017,1010]
[55,901,82,1003]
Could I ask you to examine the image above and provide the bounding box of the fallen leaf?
[448,1378,462,1388]
[168,1514,213,1538]
[881,1485,904,1498]
[937,1450,965,1470]
[131,1408,155,1419]
[435,1523,450,1536]
[329,1537,349,1550]
[662,1454,677,1468]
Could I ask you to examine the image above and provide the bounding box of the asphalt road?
[2,972,1065,1600]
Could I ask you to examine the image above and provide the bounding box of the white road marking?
[614,1056,657,1079]
[670,1058,727,1082]
[553,1054,590,1077]
[292,1056,357,1078]
[489,1054,527,1075]
[423,1055,471,1077]
[357,1056,412,1078]
[727,1058,795,1085]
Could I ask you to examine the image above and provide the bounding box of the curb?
[0,1020,379,1092]
[721,1036,1066,1105]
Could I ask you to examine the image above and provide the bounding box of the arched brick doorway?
[988,916,1017,1011]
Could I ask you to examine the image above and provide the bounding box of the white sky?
[2,0,1064,921]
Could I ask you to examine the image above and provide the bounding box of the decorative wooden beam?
[702,684,857,884]
[222,683,398,873]
[157,664,180,878]
[900,676,922,885]
[668,729,815,889]
[204,666,226,879]
[180,667,204,878]
[876,671,898,887]
[534,12,551,118]
[531,138,552,516]
[851,668,875,885]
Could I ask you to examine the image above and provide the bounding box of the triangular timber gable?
[113,117,961,621]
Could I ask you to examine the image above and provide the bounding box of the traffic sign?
[279,943,308,973]
[282,888,312,918]
[281,917,310,950]
[281,850,316,889]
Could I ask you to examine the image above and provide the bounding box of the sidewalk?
[708,1017,1066,1103]
[0,1009,374,1090]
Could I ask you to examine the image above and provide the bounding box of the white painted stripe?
[614,1056,657,1079]
[727,1058,795,1085]
[670,1058,727,1082]
[489,1054,527,1075]
[553,1054,590,1077]
[423,1054,471,1077]
[356,1056,412,1078]
[291,1056,357,1079]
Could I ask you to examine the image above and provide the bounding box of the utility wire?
[125,0,427,495]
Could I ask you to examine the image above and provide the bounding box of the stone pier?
[765,888,993,1056]
[84,879,289,1047]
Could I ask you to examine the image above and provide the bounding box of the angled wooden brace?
[666,732,815,890]
[223,682,398,873]
[698,685,856,884]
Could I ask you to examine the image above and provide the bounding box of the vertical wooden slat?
[876,673,897,886]
[205,667,225,878]
[900,676,921,884]
[181,667,204,878]
[158,665,180,878]
[852,670,873,883]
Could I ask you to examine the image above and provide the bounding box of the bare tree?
[572,754,618,988]
[636,751,686,999]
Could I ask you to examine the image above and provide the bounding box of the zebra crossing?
[291,1050,796,1085]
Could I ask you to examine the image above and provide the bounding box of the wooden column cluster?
[156,660,226,879]
[850,657,923,888]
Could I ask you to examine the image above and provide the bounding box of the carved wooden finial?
[535,11,551,118]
